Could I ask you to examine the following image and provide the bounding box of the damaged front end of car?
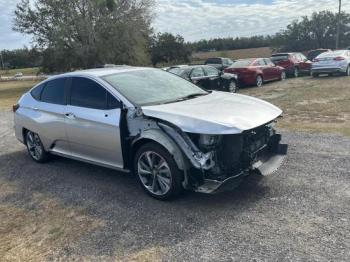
[127,108,288,194]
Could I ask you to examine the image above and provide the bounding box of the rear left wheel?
[134,142,184,200]
[280,71,286,81]
[293,67,299,78]
[227,80,238,93]
[25,130,50,163]
[256,75,263,87]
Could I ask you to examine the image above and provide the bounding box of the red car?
[271,53,312,77]
[224,58,286,87]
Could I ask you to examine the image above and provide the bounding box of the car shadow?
[0,149,272,258]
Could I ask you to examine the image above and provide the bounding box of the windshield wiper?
[174,92,209,102]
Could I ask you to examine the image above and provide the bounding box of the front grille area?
[212,124,275,177]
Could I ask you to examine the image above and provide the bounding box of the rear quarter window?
[30,83,45,100]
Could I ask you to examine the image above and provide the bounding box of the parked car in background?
[204,57,234,71]
[14,72,24,78]
[271,53,311,77]
[14,67,287,200]
[224,58,286,87]
[307,49,331,62]
[167,65,239,93]
[311,50,350,77]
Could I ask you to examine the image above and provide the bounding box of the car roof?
[57,66,151,78]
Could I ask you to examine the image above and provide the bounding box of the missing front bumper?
[195,144,288,194]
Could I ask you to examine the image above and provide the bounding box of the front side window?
[204,66,219,76]
[70,77,108,110]
[40,78,66,105]
[102,69,208,106]
[190,67,205,78]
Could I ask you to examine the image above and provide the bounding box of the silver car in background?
[14,67,287,200]
[311,50,350,77]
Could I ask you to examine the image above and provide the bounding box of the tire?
[25,130,50,163]
[293,67,299,78]
[256,75,263,87]
[345,66,350,76]
[312,72,319,78]
[134,142,184,200]
[227,80,238,93]
[280,71,286,81]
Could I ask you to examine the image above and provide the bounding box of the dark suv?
[204,57,234,71]
[271,53,311,77]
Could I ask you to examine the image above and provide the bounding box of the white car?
[312,50,350,77]
[14,67,287,200]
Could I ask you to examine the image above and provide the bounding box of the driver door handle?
[65,112,76,119]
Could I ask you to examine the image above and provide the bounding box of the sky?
[0,0,349,50]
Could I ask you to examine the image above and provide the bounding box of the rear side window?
[41,78,66,105]
[271,55,289,62]
[30,83,45,100]
[70,77,108,110]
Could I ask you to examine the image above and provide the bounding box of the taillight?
[334,56,345,61]
[12,104,19,112]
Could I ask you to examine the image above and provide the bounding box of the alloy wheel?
[26,131,43,161]
[256,75,263,87]
[294,67,299,78]
[228,81,237,93]
[281,71,286,81]
[137,151,172,196]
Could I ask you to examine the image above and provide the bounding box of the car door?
[264,58,280,79]
[189,67,207,88]
[297,53,311,72]
[65,76,124,169]
[32,77,71,155]
[255,59,271,80]
[203,66,222,90]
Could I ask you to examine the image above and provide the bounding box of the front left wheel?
[25,130,50,163]
[134,142,184,200]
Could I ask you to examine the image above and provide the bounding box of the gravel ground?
[0,110,349,261]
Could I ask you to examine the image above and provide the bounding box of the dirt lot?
[0,76,349,261]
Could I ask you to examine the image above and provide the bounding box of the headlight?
[199,134,221,149]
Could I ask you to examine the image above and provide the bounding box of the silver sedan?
[311,50,350,77]
[14,67,287,200]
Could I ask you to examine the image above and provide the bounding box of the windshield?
[102,69,208,106]
[271,55,289,62]
[206,58,221,64]
[231,59,254,67]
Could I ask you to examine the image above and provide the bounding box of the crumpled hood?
[141,91,282,135]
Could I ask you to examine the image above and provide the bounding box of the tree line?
[1,1,349,72]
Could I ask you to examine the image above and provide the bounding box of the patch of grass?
[0,80,39,110]
[0,67,40,77]
[240,76,350,137]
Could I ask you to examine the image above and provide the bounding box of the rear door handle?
[65,113,76,119]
